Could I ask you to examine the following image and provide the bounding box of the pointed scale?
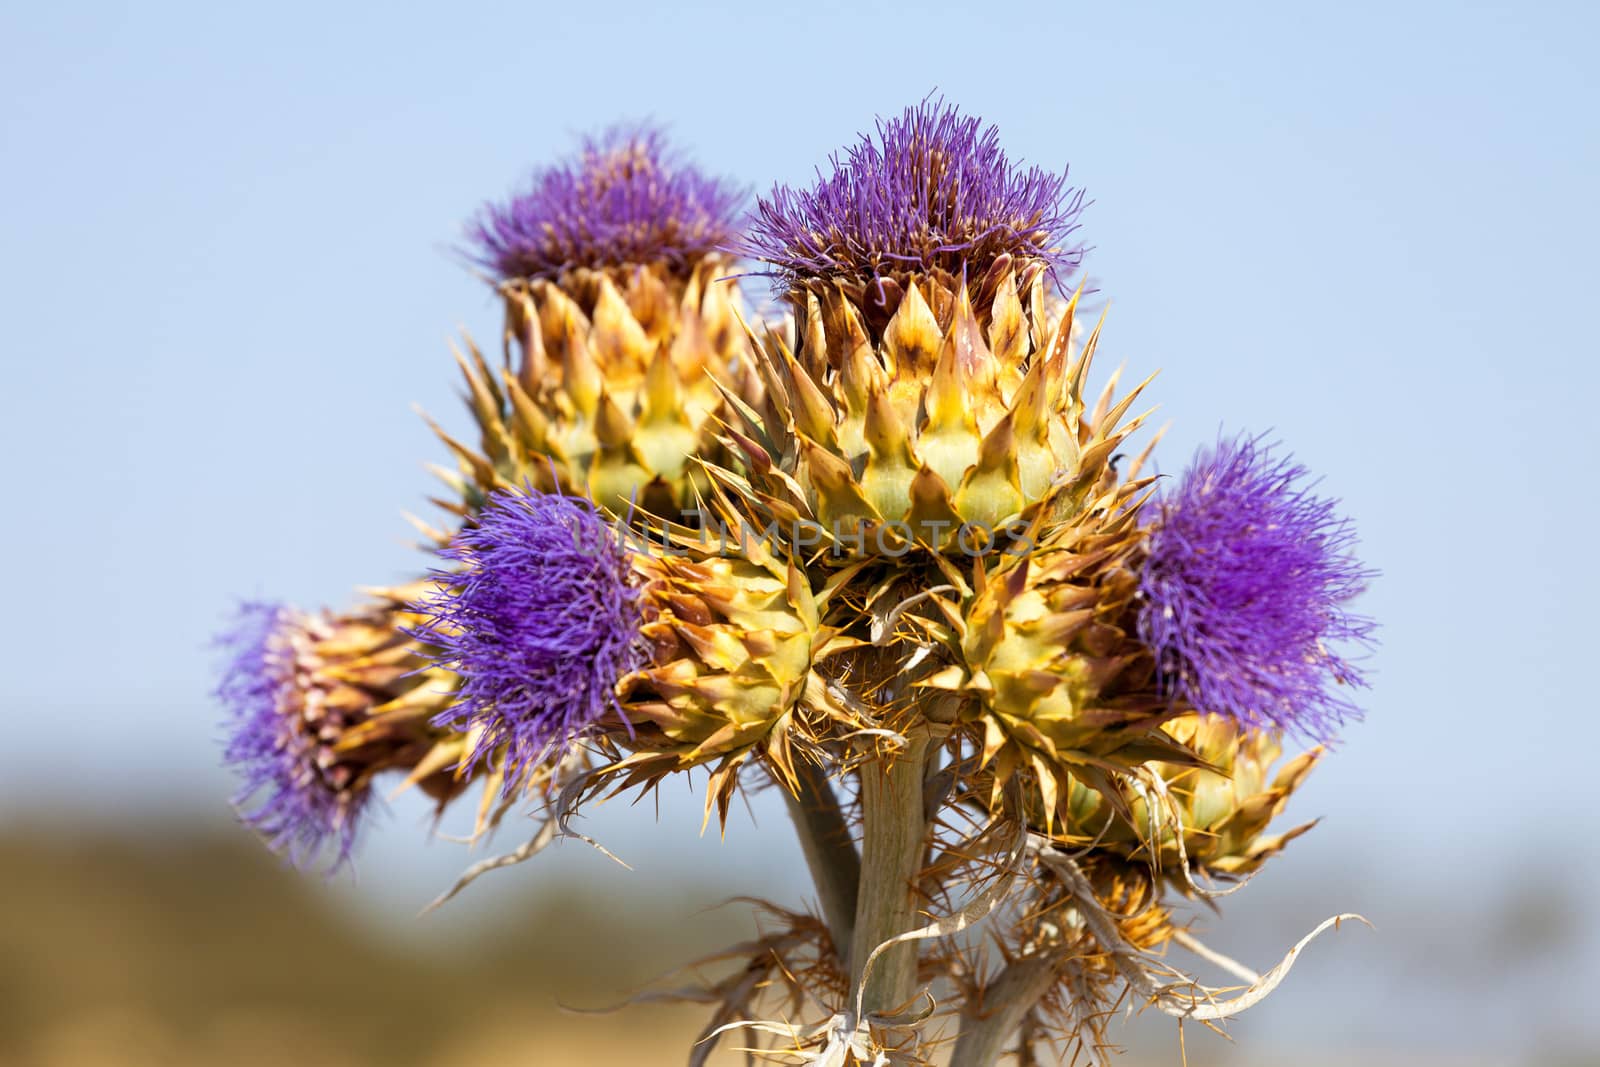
[917,294,983,494]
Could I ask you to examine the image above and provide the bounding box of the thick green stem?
[782,759,860,960]
[848,734,929,1017]
[948,953,1061,1067]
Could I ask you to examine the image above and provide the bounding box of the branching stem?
[848,732,930,1017]
[947,952,1061,1067]
[781,758,861,961]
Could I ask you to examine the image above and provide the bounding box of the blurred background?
[2,1,1595,1064]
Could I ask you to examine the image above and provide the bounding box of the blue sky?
[3,1,1597,1057]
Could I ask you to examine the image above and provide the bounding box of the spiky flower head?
[1043,714,1321,881]
[414,485,646,784]
[472,125,745,283]
[428,258,756,520]
[741,97,1086,299]
[1138,434,1377,742]
[217,602,364,867]
[431,125,758,523]
[616,529,829,824]
[216,590,471,868]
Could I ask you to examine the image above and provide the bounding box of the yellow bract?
[717,271,1153,560]
[425,259,757,525]
[294,584,469,808]
[608,535,839,826]
[1053,714,1321,880]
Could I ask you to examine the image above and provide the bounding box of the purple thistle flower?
[1138,435,1377,743]
[412,486,646,785]
[738,97,1087,291]
[471,124,746,282]
[216,602,364,868]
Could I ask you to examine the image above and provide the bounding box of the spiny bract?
[428,260,755,521]
[1051,715,1321,880]
[720,280,1148,564]
[614,528,836,824]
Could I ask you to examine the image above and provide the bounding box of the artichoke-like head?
[216,587,467,868]
[720,100,1133,569]
[429,126,757,520]
[413,486,840,822]
[721,274,1149,569]
[618,532,831,822]
[1055,715,1322,882]
[921,500,1196,820]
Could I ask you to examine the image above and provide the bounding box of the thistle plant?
[218,100,1377,1064]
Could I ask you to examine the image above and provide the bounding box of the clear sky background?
[3,1,1597,1062]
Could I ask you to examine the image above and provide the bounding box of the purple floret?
[739,97,1087,291]
[413,487,646,785]
[1138,435,1377,743]
[217,602,362,868]
[471,125,745,281]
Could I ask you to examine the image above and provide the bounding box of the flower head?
[1138,434,1377,742]
[471,125,745,281]
[216,602,364,868]
[413,486,646,784]
[740,97,1086,292]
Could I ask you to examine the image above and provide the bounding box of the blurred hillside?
[2,822,1592,1067]
[0,826,740,1067]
